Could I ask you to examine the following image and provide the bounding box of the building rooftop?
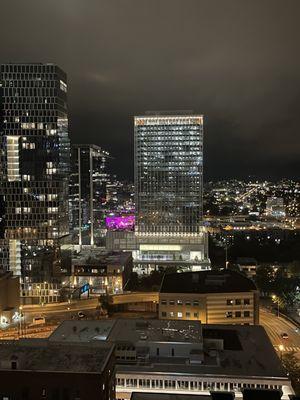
[72,250,132,266]
[49,319,202,344]
[117,324,286,380]
[49,320,116,343]
[0,339,114,374]
[49,319,286,381]
[109,319,203,344]
[160,270,257,294]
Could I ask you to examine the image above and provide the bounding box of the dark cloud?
[1,0,300,180]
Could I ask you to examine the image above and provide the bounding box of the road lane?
[260,308,300,353]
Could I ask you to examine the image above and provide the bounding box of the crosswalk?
[274,345,300,353]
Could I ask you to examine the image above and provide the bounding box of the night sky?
[1,0,300,181]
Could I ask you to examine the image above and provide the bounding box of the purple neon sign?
[105,215,135,230]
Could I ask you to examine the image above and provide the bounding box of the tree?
[254,265,275,294]
[282,352,300,395]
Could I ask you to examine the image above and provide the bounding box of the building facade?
[0,272,20,326]
[48,319,293,400]
[0,339,115,400]
[133,113,210,272]
[69,144,110,246]
[0,63,70,303]
[68,249,132,296]
[159,270,259,325]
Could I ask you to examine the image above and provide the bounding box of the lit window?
[60,80,67,92]
[21,123,35,129]
[177,312,183,318]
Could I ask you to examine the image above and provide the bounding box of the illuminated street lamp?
[18,306,22,337]
[272,294,280,317]
[279,344,284,361]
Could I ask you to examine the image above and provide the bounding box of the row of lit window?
[2,97,57,105]
[1,65,58,72]
[226,298,251,306]
[161,311,199,318]
[116,378,279,391]
[4,80,57,88]
[161,299,201,306]
[3,89,58,97]
[226,311,251,318]
[15,207,59,213]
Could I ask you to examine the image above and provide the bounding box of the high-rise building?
[69,144,110,246]
[133,112,210,272]
[0,63,70,303]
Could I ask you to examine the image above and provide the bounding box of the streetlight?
[279,344,284,361]
[272,295,280,317]
[19,305,23,337]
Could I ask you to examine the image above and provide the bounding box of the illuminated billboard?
[105,215,135,230]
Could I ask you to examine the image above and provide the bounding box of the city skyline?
[1,0,299,180]
[0,2,300,399]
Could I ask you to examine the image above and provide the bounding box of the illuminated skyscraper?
[0,63,70,303]
[133,112,210,271]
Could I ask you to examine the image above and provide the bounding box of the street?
[260,308,300,354]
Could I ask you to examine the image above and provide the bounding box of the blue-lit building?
[0,63,70,303]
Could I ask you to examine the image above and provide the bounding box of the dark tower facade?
[0,63,70,303]
[69,144,110,246]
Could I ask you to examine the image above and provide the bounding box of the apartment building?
[159,270,259,324]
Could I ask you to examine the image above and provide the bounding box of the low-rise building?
[236,258,257,279]
[0,272,20,326]
[48,318,293,399]
[0,339,115,400]
[159,270,259,324]
[65,249,132,296]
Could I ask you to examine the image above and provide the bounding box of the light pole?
[272,294,280,317]
[279,344,284,361]
[19,305,23,337]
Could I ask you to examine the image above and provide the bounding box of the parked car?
[31,316,45,326]
[78,311,86,319]
[281,333,289,340]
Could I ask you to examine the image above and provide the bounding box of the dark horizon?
[1,0,300,181]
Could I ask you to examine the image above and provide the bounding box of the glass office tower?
[69,144,110,246]
[133,113,210,272]
[0,63,70,303]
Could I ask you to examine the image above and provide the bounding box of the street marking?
[275,345,300,352]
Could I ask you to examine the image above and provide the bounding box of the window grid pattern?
[134,115,203,235]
